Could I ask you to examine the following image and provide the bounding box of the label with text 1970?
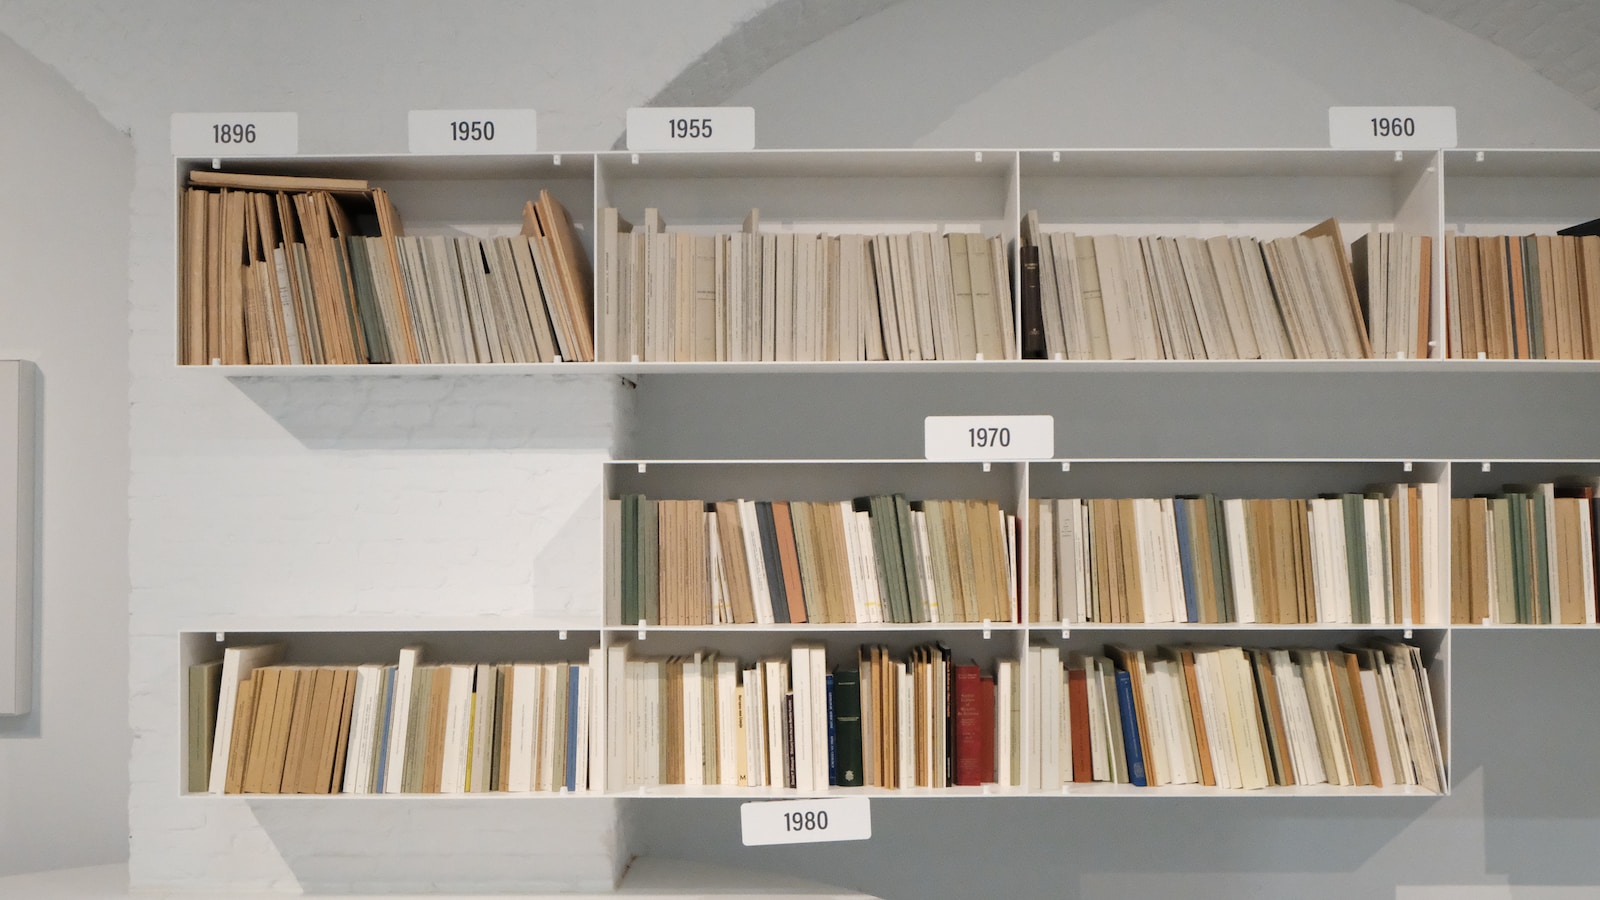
[924,415,1054,462]
[408,109,537,155]
[170,112,298,157]
[740,797,871,847]
[625,107,755,152]
[1328,106,1457,150]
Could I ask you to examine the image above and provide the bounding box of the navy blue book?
[1114,669,1147,787]
[1172,498,1200,623]
[825,674,837,786]
[565,665,580,792]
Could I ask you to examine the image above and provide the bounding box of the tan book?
[424,666,452,793]
[1301,218,1371,357]
[1176,650,1216,786]
[1451,498,1471,624]
[190,170,369,192]
[324,668,357,794]
[1580,236,1600,358]
[1336,652,1379,786]
[223,672,261,795]
[180,188,209,365]
[967,234,1005,360]
[713,501,756,624]
[283,667,330,793]
[241,667,282,794]
[772,501,808,624]
[261,667,302,793]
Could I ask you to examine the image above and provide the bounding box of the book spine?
[1114,669,1148,787]
[826,673,837,786]
[831,668,863,787]
[784,693,798,789]
[952,665,984,786]
[1020,244,1044,359]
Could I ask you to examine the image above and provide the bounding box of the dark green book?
[1506,493,1531,624]
[620,494,640,627]
[893,494,926,624]
[1522,235,1543,359]
[856,496,905,623]
[1527,487,1553,624]
[1203,494,1233,622]
[639,497,659,626]
[345,237,391,363]
[831,668,863,786]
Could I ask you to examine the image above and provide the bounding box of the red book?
[978,674,996,785]
[1067,665,1091,783]
[952,665,984,785]
[772,502,808,624]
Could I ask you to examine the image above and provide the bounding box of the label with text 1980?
[740,797,871,846]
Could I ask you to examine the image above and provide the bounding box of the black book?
[755,501,790,624]
[1020,243,1044,358]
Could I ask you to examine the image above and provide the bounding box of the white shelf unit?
[175,146,1600,806]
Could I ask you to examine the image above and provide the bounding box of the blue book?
[1172,499,1200,623]
[825,674,837,786]
[1114,669,1147,787]
[373,665,397,791]
[565,665,581,792]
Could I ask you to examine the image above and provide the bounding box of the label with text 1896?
[170,112,298,157]
[740,797,871,847]
[1328,106,1457,150]
[625,107,755,151]
[924,415,1054,461]
[408,109,537,155]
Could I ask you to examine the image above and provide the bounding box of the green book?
[1522,236,1543,359]
[345,237,391,363]
[893,494,926,624]
[857,496,904,623]
[1341,493,1370,624]
[1527,488,1553,625]
[789,502,827,623]
[830,668,863,787]
[187,659,224,793]
[1506,493,1531,624]
[402,666,434,793]
[1203,494,1233,622]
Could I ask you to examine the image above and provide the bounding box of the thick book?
[187,660,224,793]
[951,664,985,786]
[1020,244,1044,358]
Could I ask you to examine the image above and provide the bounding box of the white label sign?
[924,415,1054,461]
[740,797,871,847]
[626,107,755,151]
[1328,106,1457,149]
[171,112,298,157]
[408,109,537,155]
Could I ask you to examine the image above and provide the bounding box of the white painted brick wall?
[0,0,770,891]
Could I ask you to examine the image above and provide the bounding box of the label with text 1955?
[626,107,755,151]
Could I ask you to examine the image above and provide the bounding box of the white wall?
[3,0,1600,895]
[0,32,132,877]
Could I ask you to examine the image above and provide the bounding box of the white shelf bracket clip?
[1394,350,1407,360]
[982,619,992,640]
[637,462,647,474]
[553,154,561,166]
[1394,150,1404,163]
[1477,351,1487,360]
[1403,461,1414,473]
[1061,461,1071,472]
[215,632,226,643]
[631,153,639,165]
[1404,626,1413,640]
[982,461,992,473]
[1052,151,1061,163]
[974,151,983,164]
[1481,461,1491,473]
[553,354,564,363]
[210,357,221,366]
[211,158,222,169]
[558,629,568,641]
[974,352,986,361]
[637,619,647,641]
[1053,352,1064,361]
[1475,151,1485,162]
[1061,624,1070,640]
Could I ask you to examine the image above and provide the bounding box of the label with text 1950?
[1328,106,1457,150]
[408,109,537,155]
[740,797,871,847]
[625,106,755,151]
[170,112,298,157]
[924,415,1054,461]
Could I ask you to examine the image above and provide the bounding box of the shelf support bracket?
[637,462,647,474]
[982,619,992,640]
[215,632,226,643]
[1403,461,1413,473]
[553,154,561,166]
[974,151,982,163]
[637,619,647,641]
[1481,461,1491,473]
[1052,151,1061,163]
[1061,461,1071,472]
[1394,150,1404,162]
[211,158,221,169]
[982,462,991,473]
[1061,624,1070,640]
[558,629,568,641]
[631,153,639,165]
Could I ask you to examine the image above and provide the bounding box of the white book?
[381,645,423,795]
[1059,666,1074,786]
[1132,498,1164,622]
[1357,663,1394,787]
[1421,481,1445,626]
[1037,500,1057,624]
[1374,653,1415,785]
[469,663,496,792]
[1193,650,1239,789]
[208,643,287,794]
[581,649,601,790]
[1040,645,1062,790]
[513,663,541,792]
[745,666,767,788]
[1156,659,1195,785]
[1364,498,1387,625]
[1055,499,1081,624]
[789,646,813,792]
[1274,651,1323,786]
[1223,499,1256,624]
[1159,498,1186,624]
[1396,486,1415,625]
[707,510,730,625]
[764,659,788,788]
[897,661,915,787]
[684,652,705,787]
[1582,500,1598,625]
[738,499,775,625]
[1228,649,1268,790]
[1026,647,1043,789]
[604,646,627,791]
[340,665,376,795]
[1081,657,1107,782]
[439,665,474,793]
[1138,655,1169,787]
[1306,652,1352,786]
[838,503,870,623]
[1328,498,1353,625]
[810,645,828,789]
[716,659,740,786]
[855,510,886,624]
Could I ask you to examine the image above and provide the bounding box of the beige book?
[967,234,1004,360]
[945,233,977,360]
[1091,236,1138,359]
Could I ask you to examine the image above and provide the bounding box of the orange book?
[771,501,808,624]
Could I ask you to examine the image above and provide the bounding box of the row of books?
[610,495,1016,627]
[1446,232,1600,360]
[179,170,594,366]
[595,210,1018,362]
[1026,486,1444,626]
[1019,214,1390,361]
[1025,642,1443,792]
[1450,485,1600,625]
[1351,230,1433,360]
[607,643,1008,789]
[191,644,597,794]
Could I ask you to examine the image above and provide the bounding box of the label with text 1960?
[740,797,871,847]
[408,109,537,155]
[924,415,1054,461]
[170,112,298,157]
[1328,106,1457,150]
[625,107,755,152]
